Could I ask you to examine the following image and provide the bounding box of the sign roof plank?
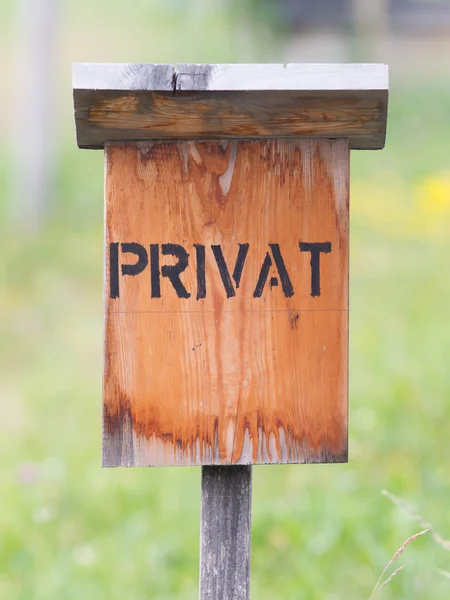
[73,62,388,150]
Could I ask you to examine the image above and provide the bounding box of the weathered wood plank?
[175,62,388,91]
[103,139,348,467]
[200,466,252,600]
[73,62,174,91]
[75,89,386,150]
[73,63,388,150]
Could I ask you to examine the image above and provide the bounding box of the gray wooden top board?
[73,63,388,150]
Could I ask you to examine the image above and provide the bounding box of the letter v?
[211,244,249,298]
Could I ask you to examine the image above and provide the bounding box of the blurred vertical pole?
[350,0,389,60]
[11,0,59,231]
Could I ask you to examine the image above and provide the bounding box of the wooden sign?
[74,63,388,600]
[101,138,347,466]
[73,63,388,467]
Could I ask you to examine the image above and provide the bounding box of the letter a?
[253,244,294,298]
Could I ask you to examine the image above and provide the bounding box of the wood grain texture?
[200,466,252,600]
[103,139,349,467]
[73,63,388,150]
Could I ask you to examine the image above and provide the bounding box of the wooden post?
[73,63,388,599]
[200,466,252,600]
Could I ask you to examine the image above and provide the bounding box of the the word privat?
[109,242,332,300]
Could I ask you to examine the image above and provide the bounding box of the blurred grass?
[2,2,450,599]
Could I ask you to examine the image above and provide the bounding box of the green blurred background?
[1,1,450,598]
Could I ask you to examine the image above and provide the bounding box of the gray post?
[200,466,252,600]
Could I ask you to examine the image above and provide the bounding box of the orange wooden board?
[103,139,348,466]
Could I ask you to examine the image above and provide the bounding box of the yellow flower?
[352,172,450,241]
[415,173,450,215]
